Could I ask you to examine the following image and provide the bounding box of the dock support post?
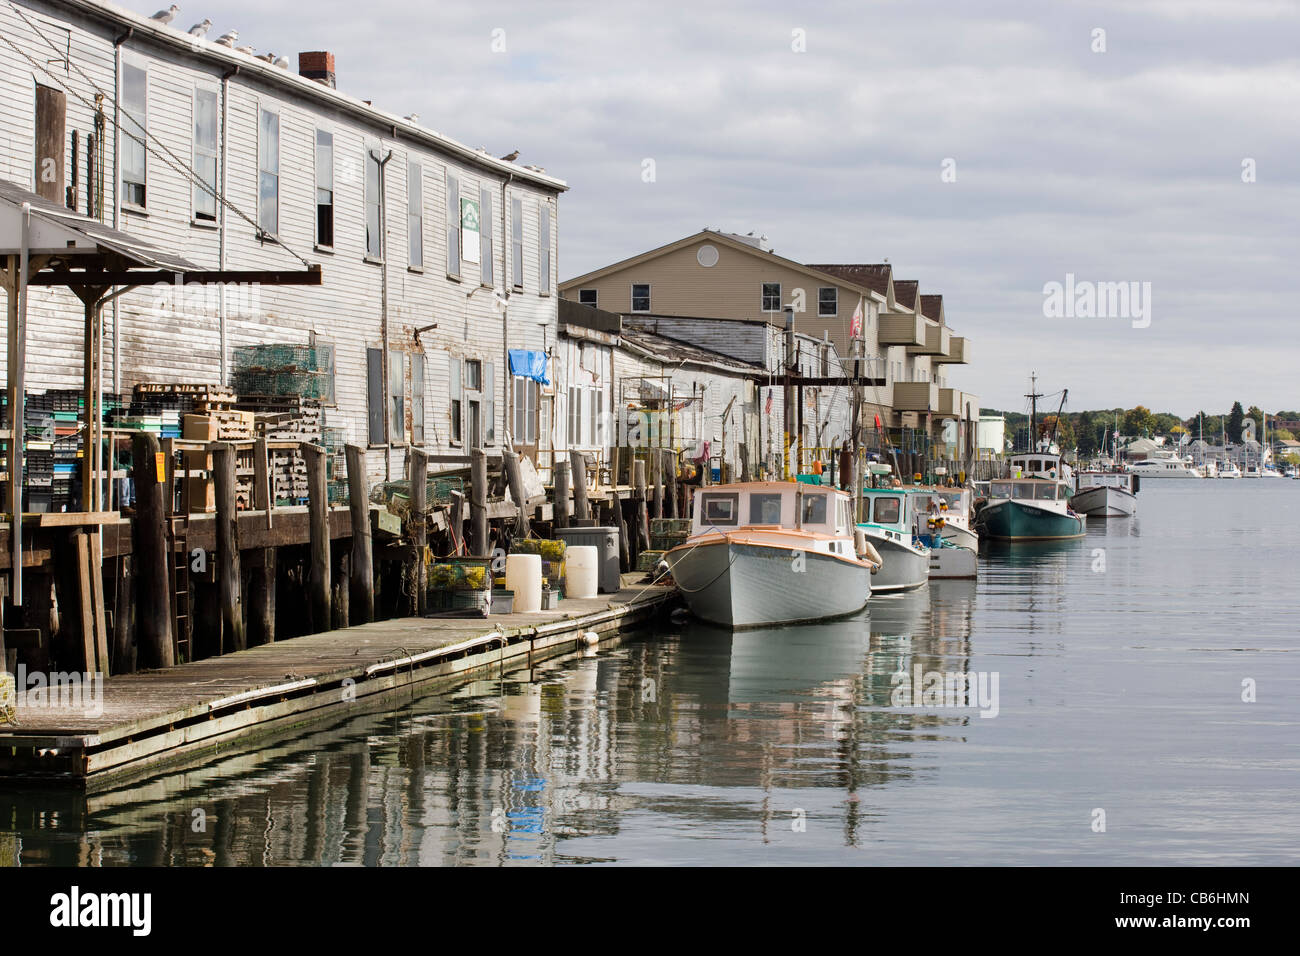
[651,450,663,520]
[131,431,174,669]
[570,450,590,524]
[248,547,276,646]
[212,442,245,653]
[470,448,488,556]
[409,447,428,616]
[345,444,374,625]
[304,442,331,633]
[503,449,529,539]
[633,459,650,551]
[553,459,570,531]
[664,450,679,520]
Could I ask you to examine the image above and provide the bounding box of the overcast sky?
[126,0,1300,416]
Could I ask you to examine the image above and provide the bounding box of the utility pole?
[783,305,795,479]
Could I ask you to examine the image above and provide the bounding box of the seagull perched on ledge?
[255,51,275,62]
[215,29,238,47]
[150,5,179,24]
[236,44,254,55]
[272,55,289,69]
[187,18,211,36]
[499,150,519,162]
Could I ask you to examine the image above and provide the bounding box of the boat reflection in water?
[0,584,983,865]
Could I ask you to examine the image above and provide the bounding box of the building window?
[568,386,584,446]
[761,282,781,313]
[818,287,837,317]
[631,283,650,313]
[193,88,217,221]
[465,358,482,391]
[449,356,462,444]
[484,361,496,444]
[510,196,523,288]
[122,63,147,207]
[579,289,597,308]
[538,204,551,294]
[388,351,406,444]
[446,172,460,276]
[479,187,493,286]
[315,130,333,247]
[513,376,538,443]
[412,353,425,445]
[365,149,382,259]
[257,108,279,234]
[366,348,384,443]
[408,161,423,268]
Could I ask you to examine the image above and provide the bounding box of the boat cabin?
[692,482,855,538]
[1008,452,1068,480]
[905,486,971,517]
[859,488,918,542]
[1075,471,1138,493]
[988,479,1066,502]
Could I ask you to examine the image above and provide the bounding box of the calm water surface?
[3,481,1297,865]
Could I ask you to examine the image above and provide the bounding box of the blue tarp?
[508,349,550,385]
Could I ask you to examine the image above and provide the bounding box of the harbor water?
[2,480,1297,865]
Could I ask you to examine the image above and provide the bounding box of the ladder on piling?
[167,515,191,663]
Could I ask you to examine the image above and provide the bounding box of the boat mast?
[1047,388,1068,450]
[1025,372,1043,452]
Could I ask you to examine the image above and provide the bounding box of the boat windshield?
[1033,483,1058,501]
[871,496,901,525]
[801,492,828,525]
[749,493,784,525]
[990,481,1013,498]
[699,492,739,526]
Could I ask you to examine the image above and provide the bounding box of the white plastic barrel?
[565,546,599,600]
[505,553,543,612]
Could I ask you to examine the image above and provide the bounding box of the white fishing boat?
[1218,460,1242,479]
[1070,470,1139,517]
[857,488,929,592]
[907,486,979,551]
[665,481,878,629]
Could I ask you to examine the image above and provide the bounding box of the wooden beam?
[212,443,245,654]
[303,443,331,633]
[35,511,121,527]
[132,432,174,669]
[345,444,374,625]
[27,264,324,287]
[409,447,429,617]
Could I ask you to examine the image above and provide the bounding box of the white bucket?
[565,545,599,599]
[505,553,543,612]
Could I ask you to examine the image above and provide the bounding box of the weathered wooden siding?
[0,0,565,490]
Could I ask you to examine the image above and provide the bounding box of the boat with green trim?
[975,452,1084,541]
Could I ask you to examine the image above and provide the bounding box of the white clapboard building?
[0,0,566,483]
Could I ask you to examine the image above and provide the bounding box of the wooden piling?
[212,442,245,654]
[470,448,488,556]
[303,442,331,633]
[651,451,663,519]
[111,554,134,672]
[409,447,429,616]
[553,459,570,531]
[131,431,174,670]
[448,490,465,556]
[248,547,276,646]
[502,449,529,538]
[633,459,650,550]
[664,450,679,520]
[345,444,374,625]
[570,450,590,523]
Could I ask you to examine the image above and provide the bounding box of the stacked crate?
[230,344,336,405]
[181,410,256,512]
[24,392,54,512]
[237,395,323,506]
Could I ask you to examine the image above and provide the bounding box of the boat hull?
[665,538,872,629]
[977,499,1085,541]
[858,530,928,592]
[941,523,979,550]
[1069,485,1136,517]
[927,544,977,579]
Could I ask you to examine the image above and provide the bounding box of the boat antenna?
[1025,373,1043,451]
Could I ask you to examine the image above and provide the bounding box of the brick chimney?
[298,51,335,88]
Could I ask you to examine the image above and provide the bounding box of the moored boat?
[1070,470,1139,517]
[857,488,929,592]
[975,453,1085,541]
[665,481,878,629]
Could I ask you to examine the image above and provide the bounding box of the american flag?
[850,302,863,338]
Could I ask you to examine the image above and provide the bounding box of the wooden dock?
[0,576,676,791]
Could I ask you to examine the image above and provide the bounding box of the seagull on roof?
[404,113,419,123]
[255,52,275,62]
[235,45,254,55]
[187,17,211,36]
[500,150,519,162]
[215,29,237,47]
[150,5,179,24]
[272,55,289,69]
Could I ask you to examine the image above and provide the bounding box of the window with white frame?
[258,108,279,234]
[408,161,423,268]
[513,376,539,443]
[761,282,781,312]
[122,63,147,207]
[510,196,523,288]
[479,186,493,286]
[445,172,460,275]
[631,283,650,312]
[193,88,217,221]
[538,204,551,293]
[449,356,462,444]
[579,289,597,308]
[412,353,425,444]
[818,287,837,317]
[315,129,333,247]
[365,149,382,258]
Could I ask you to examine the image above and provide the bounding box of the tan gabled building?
[560,230,978,459]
